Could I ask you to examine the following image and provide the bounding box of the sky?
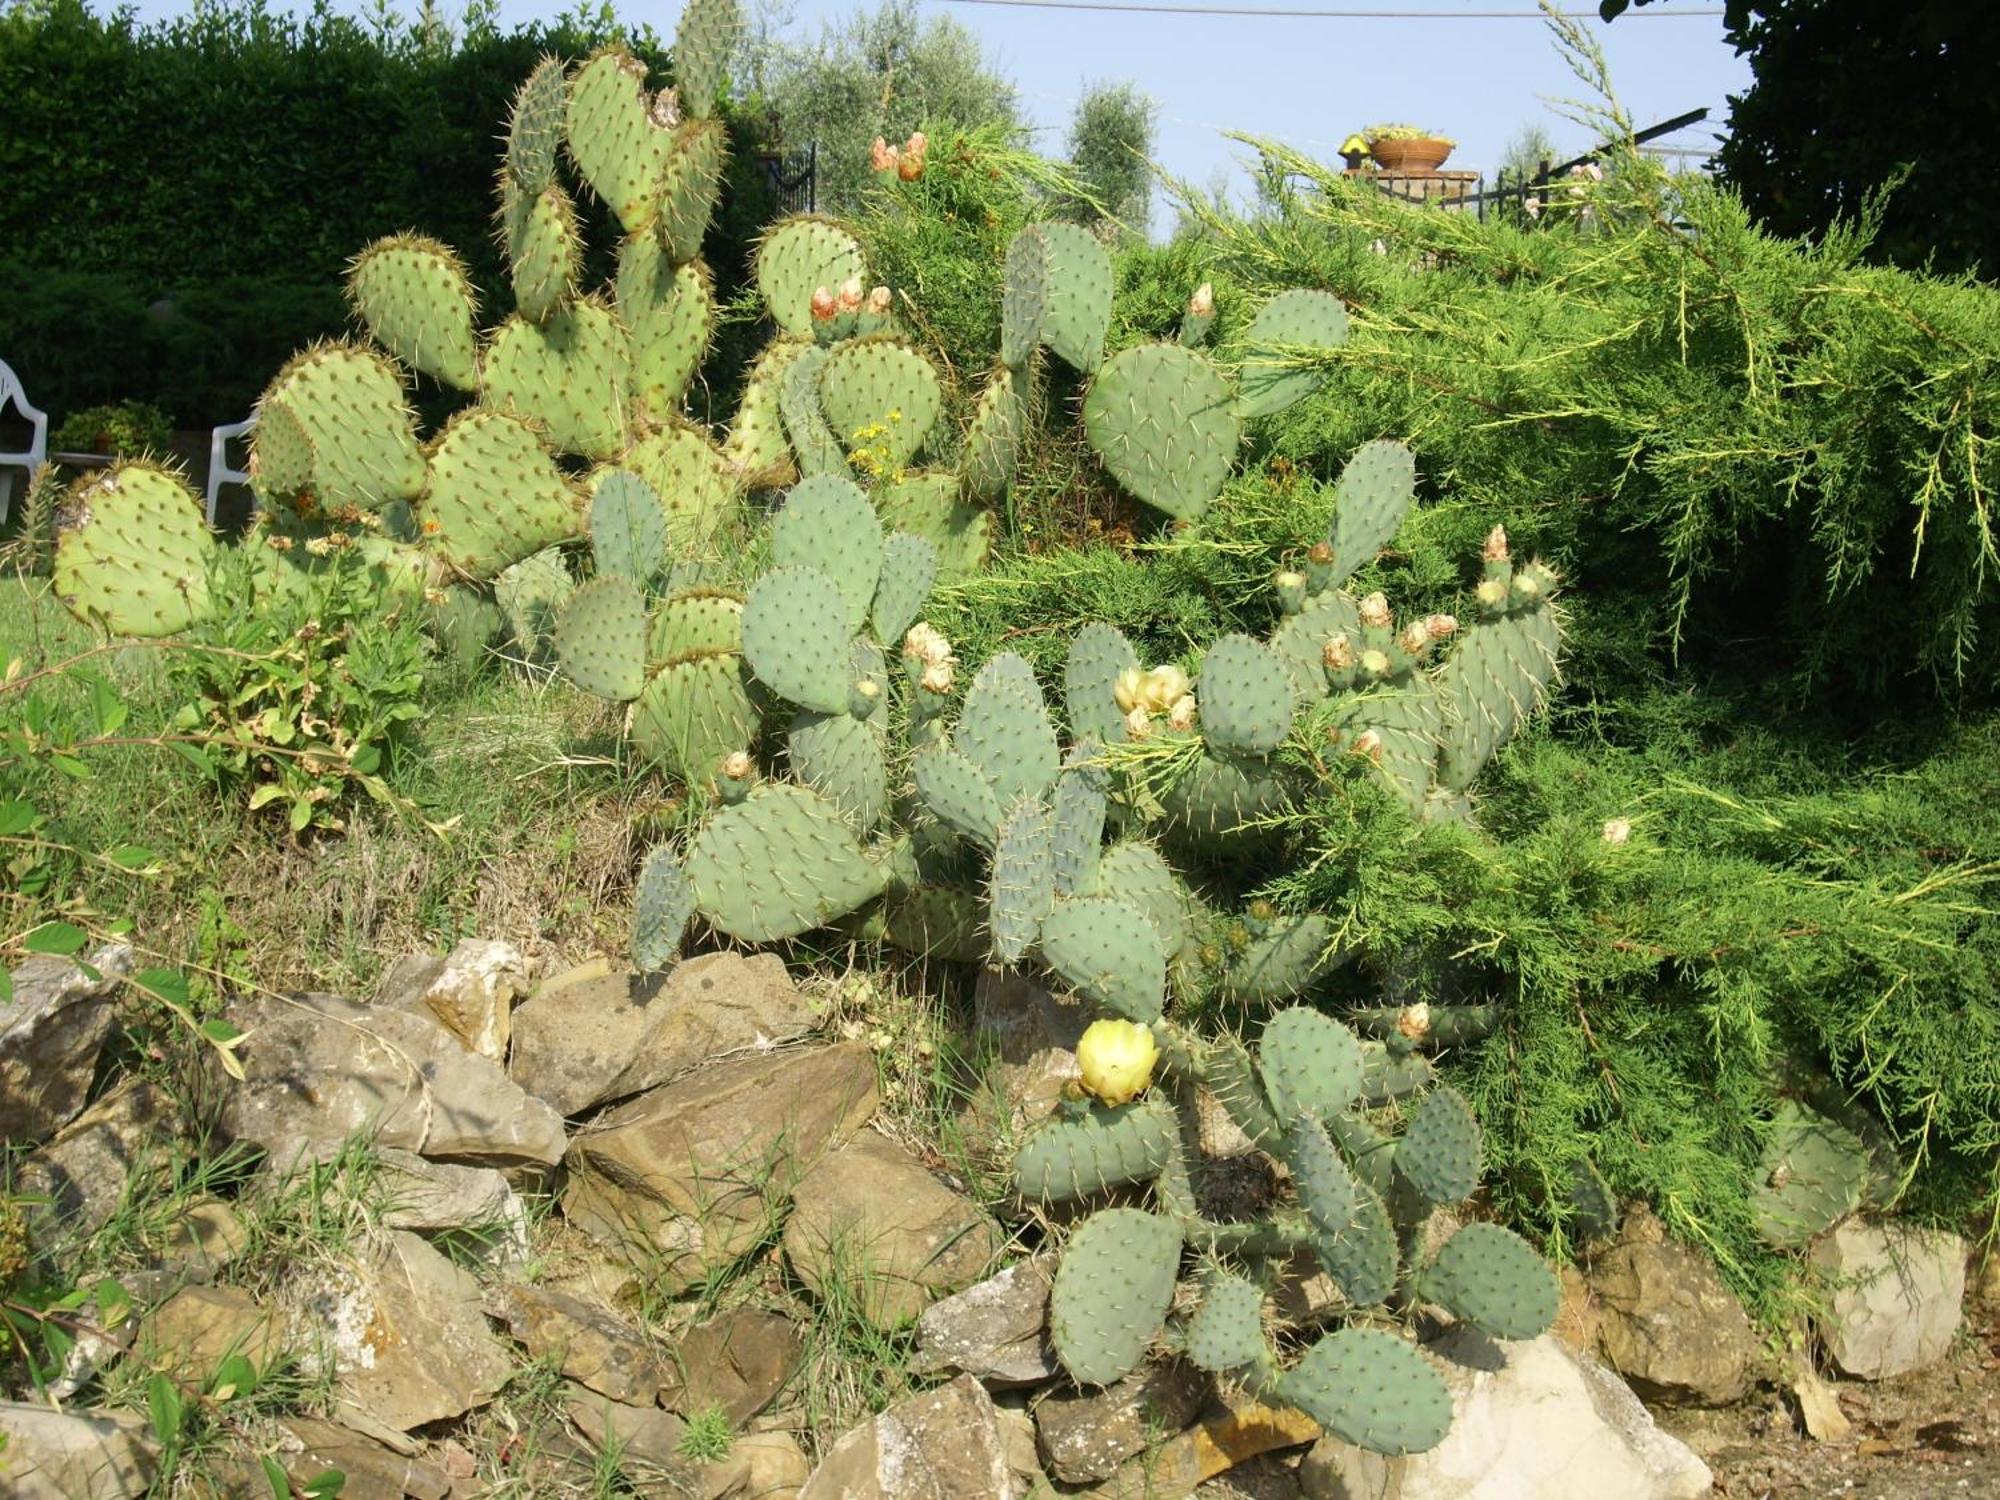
[126,0,1753,226]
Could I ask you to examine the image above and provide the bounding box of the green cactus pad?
[877,885,986,963]
[1158,751,1289,844]
[1269,589,1361,702]
[495,546,575,654]
[1335,681,1443,818]
[654,118,728,263]
[1435,595,1561,794]
[1224,912,1338,1005]
[501,179,583,323]
[989,798,1057,964]
[673,0,740,118]
[785,707,885,830]
[1258,1007,1364,1122]
[1038,897,1166,1023]
[1184,1272,1266,1376]
[957,652,1060,807]
[777,343,846,478]
[770,475,884,634]
[1348,1003,1499,1049]
[346,235,480,391]
[1359,1041,1435,1107]
[1050,752,1110,897]
[1313,1176,1399,1308]
[999,226,1049,370]
[1325,439,1416,588]
[1049,1208,1183,1387]
[1003,222,1113,373]
[723,338,806,488]
[483,299,631,460]
[555,575,649,701]
[1751,1100,1871,1248]
[819,336,943,471]
[619,422,741,549]
[1397,1085,1484,1208]
[1206,1034,1283,1152]
[649,588,743,659]
[53,463,217,637]
[631,846,694,973]
[963,364,1028,502]
[684,782,888,941]
[419,409,579,579]
[1276,1328,1451,1457]
[430,586,502,672]
[1088,842,1187,962]
[1083,343,1240,521]
[250,398,315,501]
[1178,292,1216,350]
[506,54,569,194]
[912,744,1004,848]
[740,565,853,714]
[632,650,759,785]
[262,344,427,511]
[1565,1157,1621,1243]
[1235,288,1350,420]
[1286,1116,1360,1236]
[1065,623,1140,746]
[616,241,714,416]
[872,471,991,578]
[754,215,867,337]
[1421,1223,1560,1343]
[565,48,675,232]
[870,532,938,646]
[589,469,669,582]
[1199,634,1295,757]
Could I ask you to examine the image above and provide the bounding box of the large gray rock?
[511,953,818,1117]
[218,990,566,1171]
[381,938,527,1063]
[0,1401,158,1498]
[564,1043,878,1291]
[656,1306,803,1424]
[292,1229,513,1434]
[504,1283,669,1405]
[782,1130,1002,1329]
[377,1149,519,1231]
[800,1373,1019,1500]
[1588,1208,1760,1405]
[911,1258,1059,1386]
[16,1077,184,1241]
[1810,1220,1966,1380]
[0,944,129,1146]
[1298,1329,1713,1500]
[1034,1358,1212,1483]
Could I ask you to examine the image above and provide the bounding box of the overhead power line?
[941,1,1723,17]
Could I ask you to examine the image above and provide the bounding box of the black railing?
[758,144,817,216]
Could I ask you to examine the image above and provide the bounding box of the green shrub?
[49,400,173,458]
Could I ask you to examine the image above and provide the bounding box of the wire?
[942,0,1723,16]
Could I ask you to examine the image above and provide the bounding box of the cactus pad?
[1088,842,1187,962]
[740,564,854,713]
[482,300,631,460]
[1396,1085,1484,1208]
[1257,1006,1364,1122]
[566,49,675,232]
[963,364,1028,502]
[1419,1222,1560,1342]
[555,576,649,701]
[673,0,740,119]
[1751,1101,1871,1248]
[262,344,427,511]
[347,235,479,390]
[989,798,1057,964]
[1083,343,1240,521]
[1334,680,1443,818]
[786,708,888,830]
[1224,912,1337,1005]
[506,55,570,194]
[1064,623,1140,746]
[1286,1115,1361,1237]
[1038,897,1166,1024]
[819,336,943,471]
[1269,589,1361,702]
[999,226,1049,370]
[1049,1208,1182,1387]
[878,885,987,964]
[1158,751,1289,844]
[1184,1272,1266,1376]
[495,546,575,654]
[1276,1327,1451,1457]
[1206,1035,1283,1152]
[956,652,1060,807]
[1235,289,1349,420]
[1312,1178,1398,1309]
[722,338,807,488]
[649,588,743,659]
[250,398,314,501]
[1435,593,1561,794]
[631,846,694,973]
[1002,222,1113,372]
[1199,634,1294,757]
[777,343,847,478]
[870,531,938,645]
[616,241,714,416]
[53,463,217,637]
[872,471,991,578]
[754,216,866,337]
[502,180,583,323]
[770,475,884,633]
[1325,439,1416,589]
[420,409,579,579]
[654,118,728,263]
[683,782,888,941]
[1049,752,1110,897]
[632,651,760,785]
[912,745,1004,848]
[589,469,669,582]
[620,422,740,548]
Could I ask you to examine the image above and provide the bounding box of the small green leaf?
[148,1373,184,1443]
[210,1352,258,1401]
[247,784,286,811]
[23,921,88,956]
[52,755,91,779]
[0,800,37,835]
[133,968,193,1008]
[302,1469,347,1499]
[93,1279,133,1328]
[104,844,157,871]
[261,1455,290,1498]
[289,797,315,832]
[198,1018,245,1048]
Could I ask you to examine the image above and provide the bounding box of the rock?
[782,1130,1001,1329]
[1551,1264,1600,1354]
[0,945,129,1147]
[0,1401,158,1498]
[562,1382,693,1474]
[564,1043,878,1291]
[1809,1220,1966,1380]
[275,1417,452,1500]
[218,990,566,1171]
[384,938,527,1062]
[724,1430,812,1496]
[1587,1208,1759,1404]
[657,1306,803,1424]
[293,1229,513,1433]
[511,953,819,1117]
[799,1373,1018,1500]
[1091,1397,1320,1500]
[138,1284,284,1389]
[377,1148,519,1231]
[911,1258,1059,1385]
[504,1283,669,1404]
[959,970,1084,1144]
[154,1197,249,1275]
[16,1077,184,1241]
[1034,1358,1213,1483]
[1297,1329,1713,1500]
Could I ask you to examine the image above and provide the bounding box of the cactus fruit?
[420,409,580,579]
[52,463,218,637]
[616,242,714,414]
[1419,1221,1561,1342]
[483,299,631,460]
[1038,897,1167,1023]
[346,235,480,390]
[989,797,1057,963]
[631,846,695,972]
[1323,439,1416,589]
[1276,1328,1452,1457]
[1083,343,1241,521]
[956,653,1061,807]
[261,344,428,511]
[555,575,649,701]
[565,49,677,233]
[1049,1207,1184,1386]
[755,216,867,337]
[1198,634,1295,757]
[1750,1100,1872,1248]
[1076,1018,1160,1108]
[740,565,854,714]
[1235,288,1350,420]
[682,781,888,941]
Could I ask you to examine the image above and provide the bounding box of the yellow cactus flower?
[1076,1018,1159,1107]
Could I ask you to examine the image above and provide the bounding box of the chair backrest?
[205,414,258,526]
[0,357,50,525]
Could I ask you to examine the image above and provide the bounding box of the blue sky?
[128,0,1751,220]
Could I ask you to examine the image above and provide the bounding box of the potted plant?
[1363,123,1455,173]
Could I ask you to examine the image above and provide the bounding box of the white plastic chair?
[205,413,257,525]
[0,358,49,526]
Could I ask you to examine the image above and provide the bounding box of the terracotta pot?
[1369,137,1453,174]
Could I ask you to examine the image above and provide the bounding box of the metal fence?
[757,145,816,216]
